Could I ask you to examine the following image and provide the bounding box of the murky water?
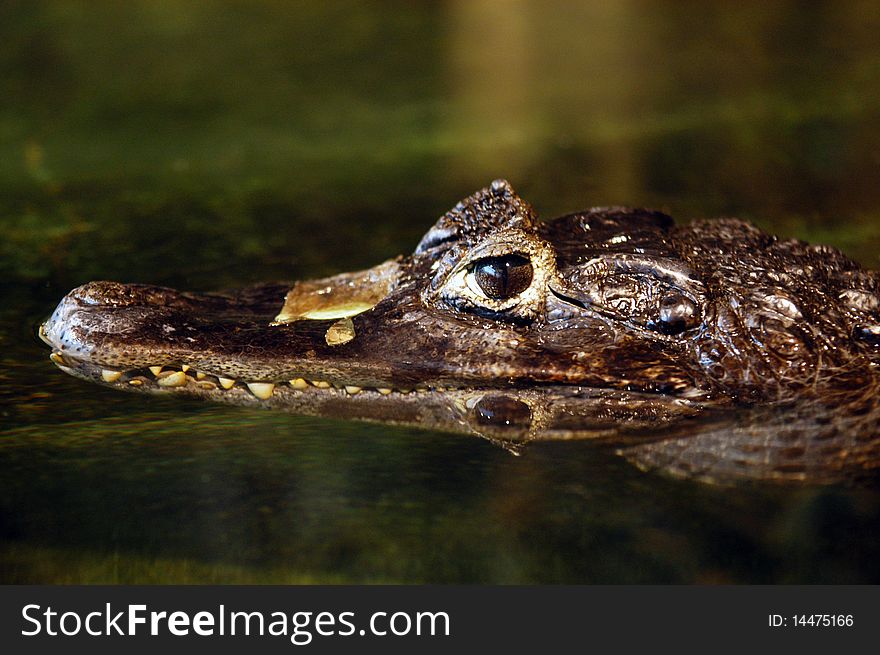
[2,0,880,583]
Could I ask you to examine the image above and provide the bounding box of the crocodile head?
[42,179,880,407]
[40,180,880,482]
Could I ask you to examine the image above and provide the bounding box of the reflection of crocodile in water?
[41,180,880,484]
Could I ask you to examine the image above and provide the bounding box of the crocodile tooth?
[49,352,65,365]
[181,364,191,372]
[128,379,143,386]
[377,388,393,395]
[344,385,362,395]
[218,377,236,390]
[289,378,309,390]
[246,382,275,400]
[195,371,207,380]
[148,366,163,376]
[101,369,123,383]
[197,381,217,390]
[157,371,187,387]
[311,380,331,388]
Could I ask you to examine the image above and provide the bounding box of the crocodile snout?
[41,281,203,368]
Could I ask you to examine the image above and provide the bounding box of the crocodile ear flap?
[415,179,538,254]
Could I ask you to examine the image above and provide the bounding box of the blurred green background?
[1,0,880,583]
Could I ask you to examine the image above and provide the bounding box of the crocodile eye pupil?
[473,255,533,300]
[657,293,698,334]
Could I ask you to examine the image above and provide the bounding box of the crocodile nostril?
[69,281,150,307]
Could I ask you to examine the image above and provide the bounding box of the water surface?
[2,0,880,583]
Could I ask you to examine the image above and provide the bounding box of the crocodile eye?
[656,293,699,334]
[469,254,533,300]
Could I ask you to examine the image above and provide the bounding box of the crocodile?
[41,180,880,483]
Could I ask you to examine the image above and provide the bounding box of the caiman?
[40,180,880,484]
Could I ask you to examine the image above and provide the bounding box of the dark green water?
[2,0,880,583]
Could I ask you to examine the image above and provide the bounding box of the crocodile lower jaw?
[48,350,453,400]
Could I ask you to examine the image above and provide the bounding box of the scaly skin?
[41,180,880,483]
